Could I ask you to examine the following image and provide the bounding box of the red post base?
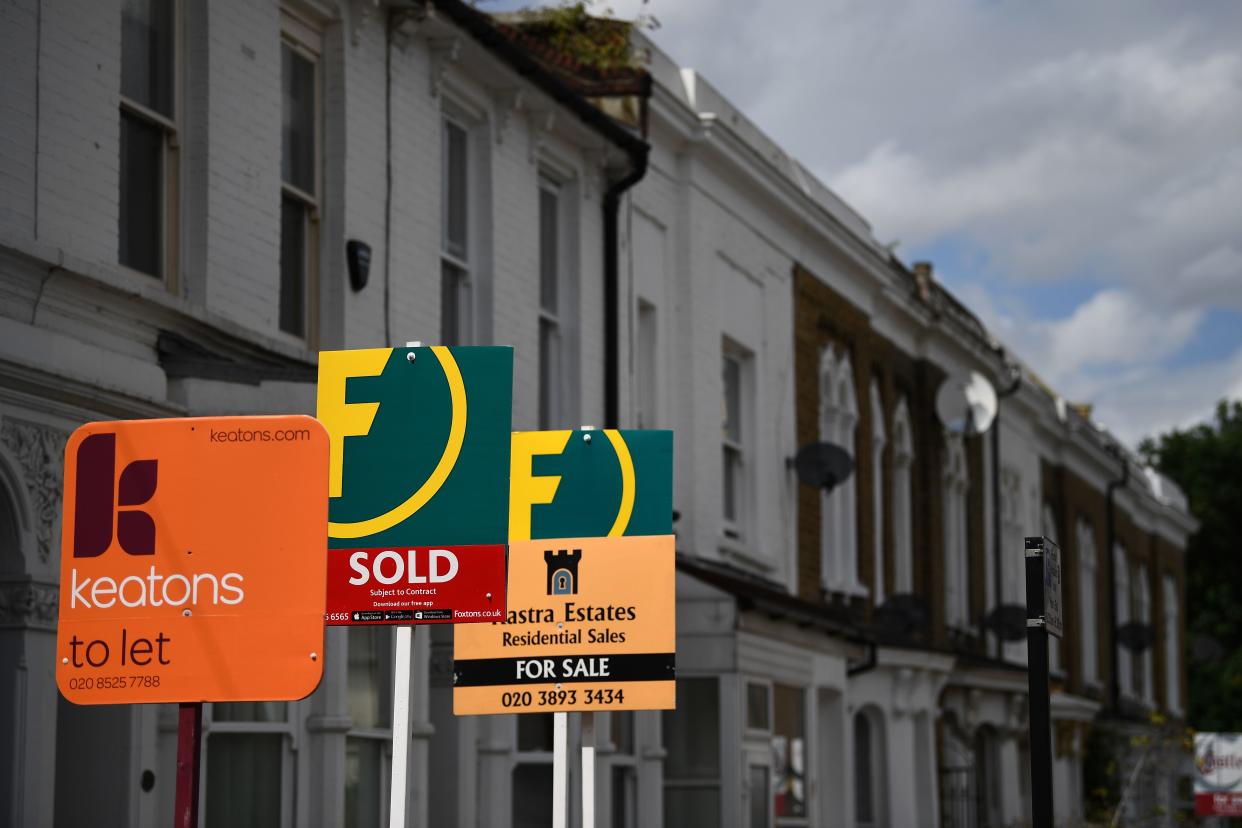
[174,702,203,828]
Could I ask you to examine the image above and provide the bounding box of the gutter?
[423,0,649,159]
[422,0,651,426]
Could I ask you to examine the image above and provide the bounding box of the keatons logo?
[73,433,158,557]
[545,549,582,595]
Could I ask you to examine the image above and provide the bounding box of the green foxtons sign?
[509,429,672,541]
[317,345,513,549]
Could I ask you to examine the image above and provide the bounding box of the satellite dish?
[1115,621,1154,653]
[983,604,1028,642]
[874,593,929,636]
[936,371,998,436]
[791,442,854,491]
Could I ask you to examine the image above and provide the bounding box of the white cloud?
[529,0,1242,438]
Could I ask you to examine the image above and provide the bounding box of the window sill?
[821,579,870,600]
[719,539,776,574]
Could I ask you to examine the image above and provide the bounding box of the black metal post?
[1025,539,1053,828]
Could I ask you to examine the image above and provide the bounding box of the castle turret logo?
[545,549,582,595]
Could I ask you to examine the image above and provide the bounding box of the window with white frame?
[819,347,860,593]
[609,712,638,828]
[440,116,472,346]
[869,380,886,604]
[663,678,722,827]
[1077,518,1099,685]
[119,0,178,281]
[1042,503,1062,672]
[772,685,807,824]
[722,341,753,541]
[636,299,658,428]
[1113,543,1132,698]
[513,713,556,827]
[853,707,886,828]
[1136,564,1154,705]
[204,701,294,827]
[891,398,914,594]
[942,435,970,629]
[346,625,393,828]
[1163,575,1181,712]
[537,176,569,428]
[279,14,321,340]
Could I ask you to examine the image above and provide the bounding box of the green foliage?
[508,1,656,72]
[1140,399,1242,732]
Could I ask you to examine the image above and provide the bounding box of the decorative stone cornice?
[0,578,58,630]
[0,419,65,564]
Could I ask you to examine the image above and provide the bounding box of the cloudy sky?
[498,0,1242,446]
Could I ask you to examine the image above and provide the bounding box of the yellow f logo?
[316,348,390,498]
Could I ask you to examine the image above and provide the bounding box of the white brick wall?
[0,0,40,238]
[35,0,121,263]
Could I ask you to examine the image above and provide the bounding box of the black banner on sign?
[453,652,675,687]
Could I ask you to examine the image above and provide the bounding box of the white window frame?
[721,341,755,545]
[118,0,181,286]
[771,684,809,827]
[869,380,886,605]
[440,113,474,346]
[1077,518,1100,687]
[279,11,322,343]
[201,701,297,828]
[344,625,394,828]
[891,398,914,594]
[819,347,862,596]
[663,676,723,827]
[942,435,970,630]
[635,298,659,428]
[537,172,577,429]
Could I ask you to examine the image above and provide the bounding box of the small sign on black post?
[1025,535,1062,828]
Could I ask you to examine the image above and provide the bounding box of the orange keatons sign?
[453,535,675,714]
[56,416,329,705]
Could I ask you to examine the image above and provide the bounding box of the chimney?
[911,261,934,303]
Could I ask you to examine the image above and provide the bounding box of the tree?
[1140,399,1242,731]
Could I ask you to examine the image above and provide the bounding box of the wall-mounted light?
[347,240,371,292]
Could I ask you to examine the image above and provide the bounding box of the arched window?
[891,398,914,593]
[942,436,969,629]
[1113,543,1132,697]
[853,708,886,827]
[1163,576,1181,712]
[869,380,886,604]
[820,347,860,594]
[1077,519,1098,684]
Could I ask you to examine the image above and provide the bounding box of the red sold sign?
[325,544,506,625]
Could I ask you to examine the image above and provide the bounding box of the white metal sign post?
[581,710,597,828]
[387,340,421,828]
[389,623,413,828]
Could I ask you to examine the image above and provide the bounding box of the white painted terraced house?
[0,2,1193,827]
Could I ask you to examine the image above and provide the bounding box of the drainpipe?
[603,147,647,428]
[603,78,651,428]
[1105,444,1129,713]
[989,353,1022,651]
